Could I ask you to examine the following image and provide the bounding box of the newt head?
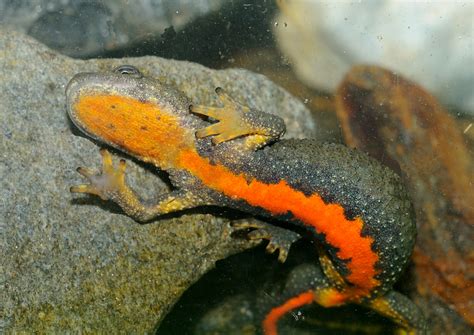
[66,65,197,167]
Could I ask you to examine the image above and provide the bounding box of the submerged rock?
[0,29,314,333]
[0,0,225,57]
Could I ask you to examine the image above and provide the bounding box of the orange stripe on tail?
[263,290,315,335]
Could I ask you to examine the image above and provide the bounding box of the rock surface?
[0,0,224,57]
[0,29,314,333]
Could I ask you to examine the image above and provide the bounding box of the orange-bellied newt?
[66,65,427,334]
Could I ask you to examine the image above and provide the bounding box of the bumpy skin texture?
[229,139,416,296]
[66,66,427,334]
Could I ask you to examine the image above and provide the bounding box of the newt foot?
[191,87,255,144]
[71,148,127,201]
[233,219,301,263]
[190,87,285,148]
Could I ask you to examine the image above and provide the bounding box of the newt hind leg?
[366,291,428,335]
[190,87,285,150]
[233,219,301,263]
[71,148,210,222]
[260,252,427,334]
[316,249,427,334]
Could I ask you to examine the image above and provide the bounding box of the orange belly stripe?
[73,94,380,293]
[178,150,380,291]
[73,95,193,168]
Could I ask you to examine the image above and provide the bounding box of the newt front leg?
[191,87,285,150]
[71,149,207,222]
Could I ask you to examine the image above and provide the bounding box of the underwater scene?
[0,1,473,334]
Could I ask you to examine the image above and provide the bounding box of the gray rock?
[0,0,225,57]
[0,29,315,332]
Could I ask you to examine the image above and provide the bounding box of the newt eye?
[114,65,142,77]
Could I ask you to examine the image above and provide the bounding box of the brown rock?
[336,65,474,333]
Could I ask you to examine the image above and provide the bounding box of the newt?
[66,65,427,334]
